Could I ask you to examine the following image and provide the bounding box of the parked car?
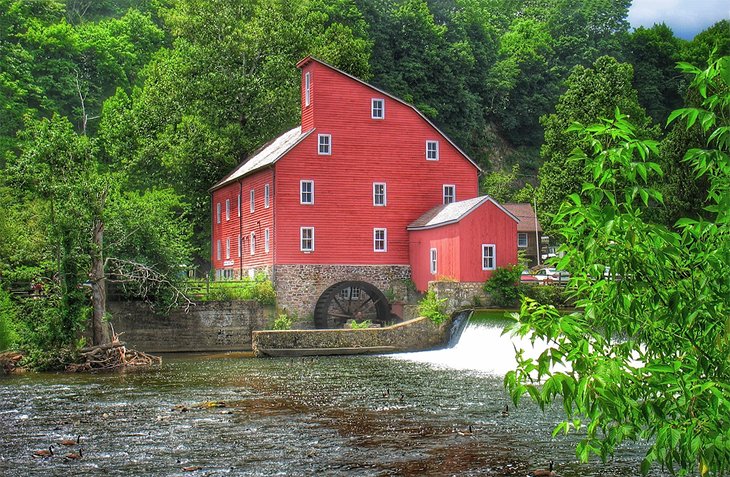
[533,267,570,284]
[520,270,539,283]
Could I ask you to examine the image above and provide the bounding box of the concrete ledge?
[252,316,451,357]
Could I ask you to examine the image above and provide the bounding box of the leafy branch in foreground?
[505,56,730,476]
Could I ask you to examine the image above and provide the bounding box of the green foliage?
[520,283,571,307]
[272,314,292,331]
[0,288,19,351]
[505,57,730,476]
[417,290,448,325]
[194,274,276,305]
[349,319,371,329]
[483,265,522,307]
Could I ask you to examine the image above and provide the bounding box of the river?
[0,312,671,476]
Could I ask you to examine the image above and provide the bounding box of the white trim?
[250,189,255,213]
[426,140,439,161]
[238,234,241,258]
[264,228,270,253]
[250,232,256,255]
[518,233,528,248]
[300,227,314,252]
[216,203,221,224]
[374,228,387,252]
[300,180,314,204]
[318,134,331,155]
[237,193,241,217]
[373,182,386,206]
[216,239,221,261]
[430,248,437,275]
[305,71,311,106]
[225,237,231,260]
[225,199,230,221]
[371,98,384,119]
[264,184,270,208]
[482,244,496,270]
[443,184,455,204]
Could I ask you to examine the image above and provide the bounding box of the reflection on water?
[0,317,669,476]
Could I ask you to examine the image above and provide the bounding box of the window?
[216,203,221,224]
[482,244,496,270]
[237,193,241,217]
[374,228,387,252]
[216,239,221,261]
[250,232,256,255]
[300,180,314,204]
[305,72,311,106]
[518,233,528,248]
[250,189,255,213]
[318,134,331,155]
[225,199,230,221]
[371,98,384,119]
[264,184,270,208]
[300,227,314,252]
[265,228,270,253]
[373,182,386,206]
[225,238,231,260]
[443,185,455,204]
[430,248,437,274]
[238,234,241,258]
[426,140,439,161]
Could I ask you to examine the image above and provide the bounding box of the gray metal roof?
[211,127,313,191]
[408,196,519,230]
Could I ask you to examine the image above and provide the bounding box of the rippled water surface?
[0,313,671,476]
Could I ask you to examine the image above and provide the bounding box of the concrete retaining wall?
[252,316,448,357]
[108,301,273,353]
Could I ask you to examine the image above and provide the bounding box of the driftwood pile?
[0,351,24,374]
[66,335,161,373]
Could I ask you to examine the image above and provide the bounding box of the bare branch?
[106,257,194,312]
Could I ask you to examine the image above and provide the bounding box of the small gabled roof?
[503,203,542,233]
[210,127,313,191]
[408,196,518,231]
[297,56,482,173]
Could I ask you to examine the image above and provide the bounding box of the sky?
[628,0,730,39]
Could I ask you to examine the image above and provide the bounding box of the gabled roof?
[503,203,542,233]
[210,127,313,191]
[297,56,482,173]
[408,196,518,231]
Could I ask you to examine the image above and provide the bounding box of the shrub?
[418,290,448,325]
[349,320,371,329]
[483,265,522,307]
[272,314,292,330]
[0,288,18,351]
[192,273,276,305]
[521,283,572,307]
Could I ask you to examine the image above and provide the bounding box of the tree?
[506,56,730,476]
[537,56,657,233]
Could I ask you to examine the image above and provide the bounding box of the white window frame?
[430,248,437,275]
[374,228,387,252]
[300,180,314,205]
[238,234,241,258]
[371,98,384,119]
[443,184,455,204]
[426,140,439,161]
[305,72,311,106]
[237,193,241,217]
[216,239,221,261]
[250,232,255,255]
[518,233,528,248]
[373,182,386,206]
[264,228,270,253]
[318,134,331,155]
[225,199,230,221]
[300,227,314,252]
[250,189,255,213]
[482,244,496,270]
[216,202,221,224]
[225,237,231,260]
[264,184,270,208]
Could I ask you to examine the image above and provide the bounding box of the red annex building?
[211,57,517,327]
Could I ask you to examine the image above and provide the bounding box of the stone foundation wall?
[108,300,273,353]
[273,264,412,326]
[429,281,488,313]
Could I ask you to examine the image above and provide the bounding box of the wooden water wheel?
[313,281,394,329]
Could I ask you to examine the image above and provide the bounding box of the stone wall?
[252,316,448,356]
[273,264,413,326]
[108,300,273,353]
[429,281,487,312]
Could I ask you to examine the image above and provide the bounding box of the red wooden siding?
[211,168,274,275]
[272,60,479,265]
[409,201,518,292]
